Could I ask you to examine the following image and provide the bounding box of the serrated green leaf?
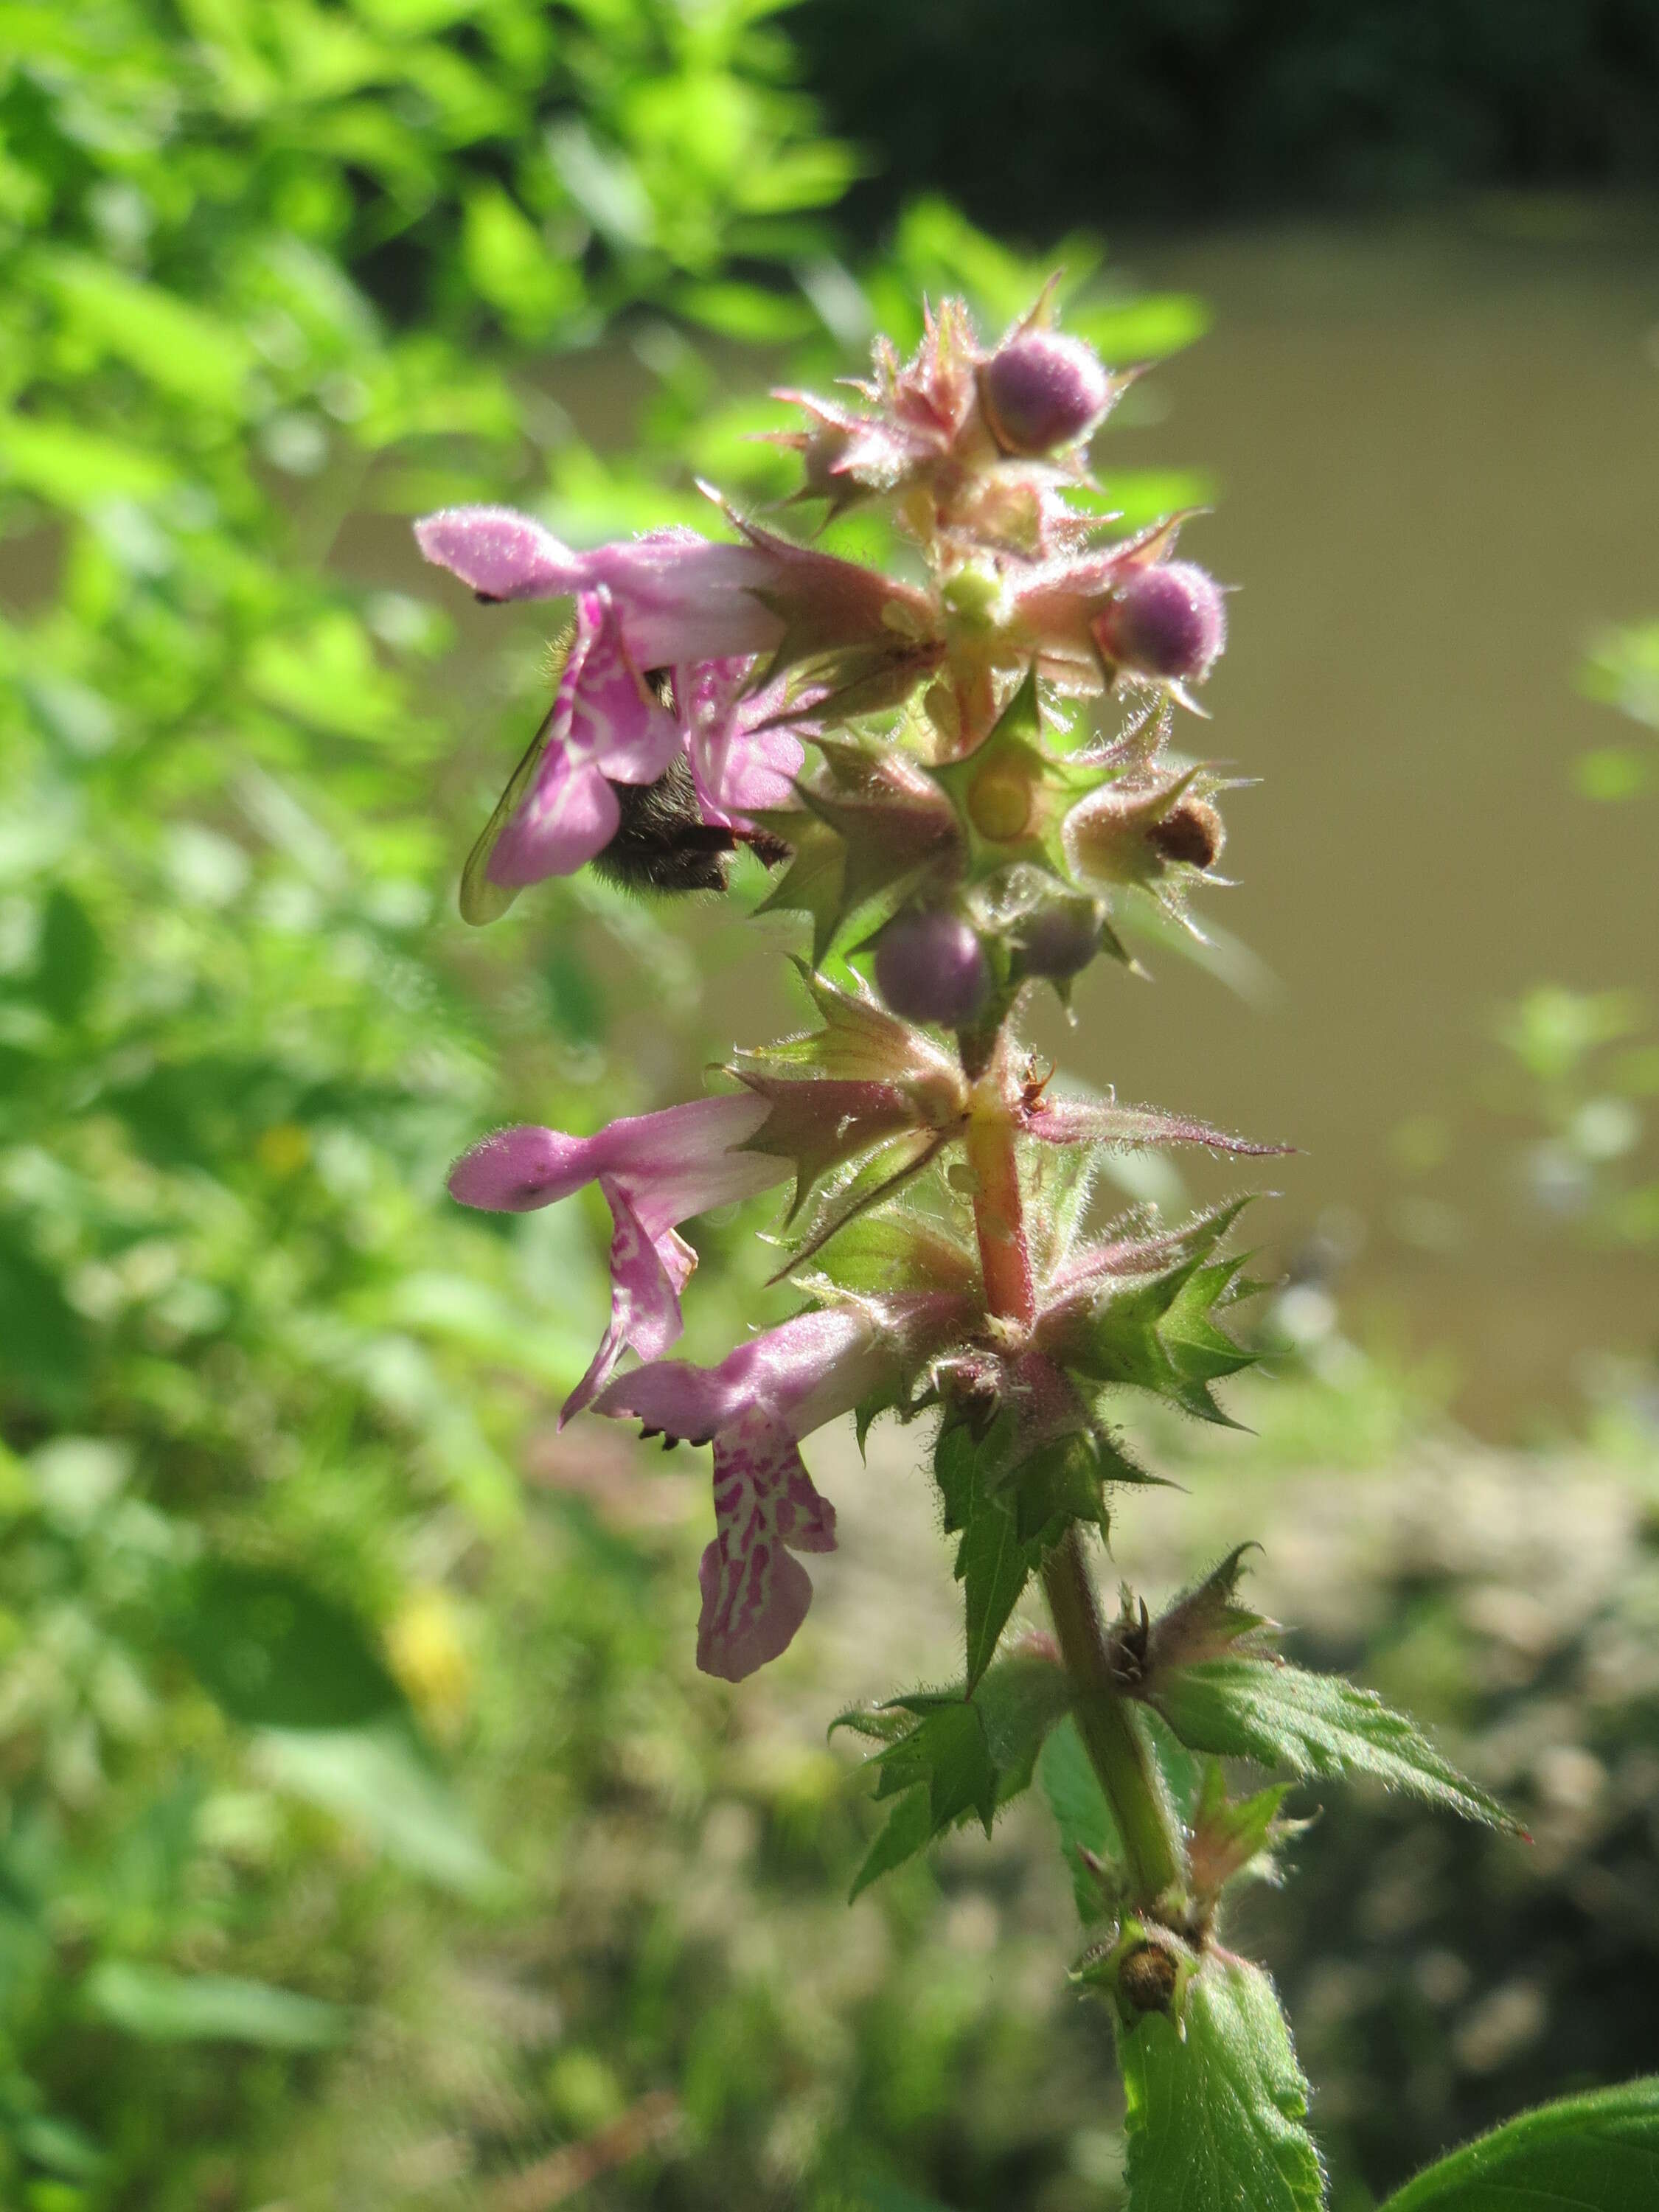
[872,1698,992,1829]
[841,1653,1071,1899]
[753,814,848,962]
[848,1787,935,1902]
[967,1649,1074,1797]
[1187,1761,1300,1902]
[1377,2078,1659,2212]
[1150,1658,1520,1832]
[1118,1958,1324,2212]
[935,1421,1034,1689]
[928,667,1107,888]
[1038,1709,1200,1924]
[1012,1427,1112,1545]
[1051,1204,1260,1425]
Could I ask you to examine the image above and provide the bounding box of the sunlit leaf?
[1378,2079,1659,2212]
[1118,1958,1323,2212]
[1150,1658,1519,1832]
[833,1652,1071,1898]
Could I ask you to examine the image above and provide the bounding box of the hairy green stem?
[964,1077,1184,1910]
[1041,1528,1183,1905]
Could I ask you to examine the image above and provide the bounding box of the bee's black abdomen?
[593,755,737,895]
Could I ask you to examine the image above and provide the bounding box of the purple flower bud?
[1093,561,1226,684]
[1013,897,1108,983]
[978,331,1113,458]
[874,911,990,1028]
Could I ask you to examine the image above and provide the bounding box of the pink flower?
[594,1295,970,1679]
[676,656,815,828]
[448,1095,788,1422]
[415,502,938,679]
[486,588,681,886]
[417,509,781,661]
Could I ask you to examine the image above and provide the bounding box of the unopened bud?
[799,419,854,501]
[874,910,990,1028]
[978,331,1113,458]
[1094,561,1226,683]
[1012,895,1109,983]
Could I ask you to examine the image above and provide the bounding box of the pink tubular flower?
[447,1095,788,1422]
[593,1295,970,1680]
[675,656,813,828]
[487,587,681,886]
[415,502,938,681]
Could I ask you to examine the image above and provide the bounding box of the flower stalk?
[422,285,1518,2192]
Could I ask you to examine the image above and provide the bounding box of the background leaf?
[1377,2079,1659,2211]
[253,1723,507,1901]
[86,1964,344,2050]
[174,1563,408,1731]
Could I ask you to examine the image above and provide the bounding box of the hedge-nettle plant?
[419,299,1528,2206]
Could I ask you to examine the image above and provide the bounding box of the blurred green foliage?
[0,4,1219,2207]
[1494,627,1659,1253]
[1576,622,1659,804]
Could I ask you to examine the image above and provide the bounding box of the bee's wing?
[459,709,553,925]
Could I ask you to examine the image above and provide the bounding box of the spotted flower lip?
[446,1095,787,1423]
[594,1294,971,1680]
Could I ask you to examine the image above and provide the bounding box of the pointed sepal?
[928,668,1112,891]
[1039,1198,1263,1425]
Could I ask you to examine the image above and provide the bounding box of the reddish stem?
[965,1103,1035,1326]
[963,1065,1184,1911]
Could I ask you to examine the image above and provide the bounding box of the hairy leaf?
[1118,1958,1324,2212]
[1146,1543,1275,1674]
[936,1420,1036,1688]
[1186,1761,1301,1903]
[834,1652,1071,1899]
[1038,1714,1122,1920]
[1377,2077,1659,2212]
[1150,1658,1519,1832]
[1050,1203,1260,1425]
